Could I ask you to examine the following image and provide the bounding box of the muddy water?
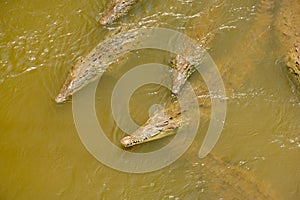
[0,0,299,199]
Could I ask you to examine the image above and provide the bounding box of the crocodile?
[56,0,143,103]
[56,0,142,103]
[274,0,300,89]
[99,0,139,25]
[170,0,224,95]
[55,27,148,103]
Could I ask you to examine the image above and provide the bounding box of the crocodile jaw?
[55,73,75,103]
[55,72,98,103]
[120,108,182,147]
[120,127,177,147]
[55,57,100,103]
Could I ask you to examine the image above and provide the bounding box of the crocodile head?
[99,0,138,25]
[171,55,195,95]
[55,58,98,103]
[120,104,183,147]
[55,72,74,103]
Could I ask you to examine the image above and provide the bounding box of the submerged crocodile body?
[275,0,300,89]
[99,0,139,25]
[178,148,278,199]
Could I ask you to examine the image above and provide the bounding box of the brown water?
[0,0,300,199]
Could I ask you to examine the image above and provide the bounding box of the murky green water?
[0,0,299,199]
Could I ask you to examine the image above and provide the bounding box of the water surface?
[0,0,299,199]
